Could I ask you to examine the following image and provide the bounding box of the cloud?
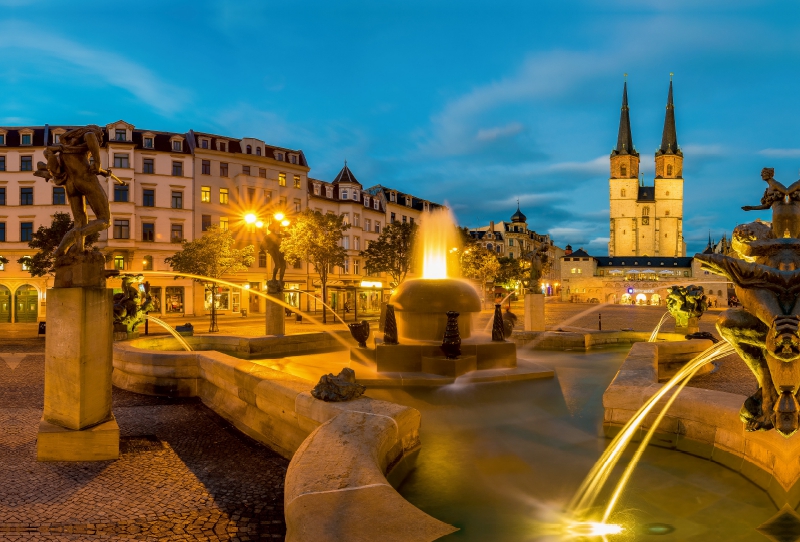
[681,144,726,157]
[0,20,188,116]
[476,122,524,142]
[758,148,800,157]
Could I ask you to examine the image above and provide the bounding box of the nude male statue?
[33,125,126,257]
[261,220,286,291]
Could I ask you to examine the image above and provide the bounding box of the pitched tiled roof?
[332,163,360,185]
[364,185,444,212]
[594,256,693,267]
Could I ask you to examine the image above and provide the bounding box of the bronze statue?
[112,275,154,334]
[34,125,126,258]
[261,221,286,293]
[666,285,708,328]
[697,167,800,437]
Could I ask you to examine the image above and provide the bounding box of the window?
[326,186,333,198]
[20,156,32,171]
[198,186,210,203]
[247,187,255,202]
[294,175,301,188]
[165,286,184,313]
[642,207,650,216]
[667,164,673,176]
[220,162,229,177]
[172,140,182,152]
[114,255,125,270]
[0,223,5,242]
[246,145,252,154]
[142,222,155,241]
[365,219,371,231]
[375,221,381,233]
[390,212,396,222]
[219,141,227,152]
[115,129,126,141]
[220,188,229,204]
[621,188,626,197]
[171,191,183,209]
[294,198,301,212]
[354,237,360,251]
[113,219,130,239]
[21,134,31,145]
[410,217,415,225]
[143,137,153,148]
[53,187,66,205]
[258,250,267,268]
[353,214,360,227]
[364,196,370,207]
[172,161,183,176]
[291,155,297,164]
[354,259,360,275]
[219,217,228,231]
[342,189,349,200]
[405,196,411,207]
[201,215,211,231]
[202,160,210,175]
[313,184,321,195]
[259,167,267,178]
[143,189,155,207]
[374,199,379,210]
[509,239,514,246]
[114,184,129,202]
[279,173,286,186]
[265,190,272,203]
[342,213,350,225]
[243,165,251,175]
[0,157,5,171]
[142,255,153,270]
[19,222,31,242]
[280,196,287,206]
[171,223,183,242]
[143,158,154,174]
[276,152,284,161]
[0,188,6,205]
[20,188,33,205]
[256,147,262,156]
[0,134,4,145]
[620,165,627,177]
[201,139,209,149]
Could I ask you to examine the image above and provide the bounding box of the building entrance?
[15,285,38,323]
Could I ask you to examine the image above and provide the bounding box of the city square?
[2,2,800,542]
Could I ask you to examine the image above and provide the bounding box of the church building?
[608,78,685,257]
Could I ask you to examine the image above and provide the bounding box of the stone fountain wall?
[112,336,456,541]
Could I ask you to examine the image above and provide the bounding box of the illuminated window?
[114,255,125,270]
[201,186,210,203]
[279,173,286,186]
[220,188,229,204]
[294,175,301,188]
[142,255,153,270]
[219,217,228,231]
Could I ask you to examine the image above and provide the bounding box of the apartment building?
[364,185,442,228]
[0,121,309,322]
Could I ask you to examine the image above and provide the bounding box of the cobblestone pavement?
[0,339,288,541]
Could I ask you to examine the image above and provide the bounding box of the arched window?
[487,243,493,250]
[642,207,650,217]
[621,189,626,197]
[667,164,673,176]
[246,145,252,154]
[256,147,261,156]
[620,165,627,177]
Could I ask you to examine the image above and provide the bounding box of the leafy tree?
[495,256,528,290]
[19,212,98,277]
[360,221,416,287]
[460,245,500,309]
[281,209,349,323]
[164,225,255,332]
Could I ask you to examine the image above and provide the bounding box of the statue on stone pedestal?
[112,275,154,335]
[697,167,800,437]
[666,285,708,328]
[261,221,286,294]
[34,125,127,260]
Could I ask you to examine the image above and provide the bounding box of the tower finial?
[670,72,674,82]
[624,72,628,81]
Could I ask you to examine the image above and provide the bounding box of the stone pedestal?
[37,261,118,461]
[675,317,700,336]
[265,293,285,336]
[421,354,477,377]
[524,293,545,332]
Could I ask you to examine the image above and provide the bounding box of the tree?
[281,210,349,323]
[360,221,416,287]
[495,256,528,290]
[19,212,98,277]
[460,246,500,309]
[164,225,255,332]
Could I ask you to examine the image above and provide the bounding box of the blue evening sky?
[1,0,799,255]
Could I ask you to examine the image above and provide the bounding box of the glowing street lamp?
[244,212,257,224]
[281,219,290,227]
[273,212,285,221]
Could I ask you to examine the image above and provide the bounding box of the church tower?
[608,80,640,257]
[653,76,685,256]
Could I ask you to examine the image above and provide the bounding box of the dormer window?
[143,137,154,148]
[115,129,127,141]
[423,202,429,211]
[405,196,412,207]
[53,134,60,143]
[313,184,321,195]
[290,155,297,164]
[246,145,252,154]
[341,189,349,200]
[256,147,262,156]
[200,139,209,149]
[21,134,31,146]
[326,186,333,198]
[353,190,359,201]
[218,141,227,152]
[277,152,284,161]
[364,196,370,207]
[390,192,396,202]
[373,199,379,210]
[172,140,182,152]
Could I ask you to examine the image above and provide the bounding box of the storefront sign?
[360,280,382,288]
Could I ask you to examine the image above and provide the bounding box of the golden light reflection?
[244,213,257,224]
[566,521,624,537]
[274,212,285,221]
[419,208,461,279]
[281,219,290,227]
[255,221,264,228]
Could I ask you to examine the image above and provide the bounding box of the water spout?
[145,315,193,351]
[648,312,674,342]
[419,208,461,279]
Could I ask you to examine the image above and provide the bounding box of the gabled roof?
[569,249,591,257]
[332,163,360,186]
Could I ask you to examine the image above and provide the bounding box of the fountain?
[350,208,552,384]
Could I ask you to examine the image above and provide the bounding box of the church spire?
[658,75,681,156]
[614,79,637,156]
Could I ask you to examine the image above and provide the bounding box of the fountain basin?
[391,278,481,340]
